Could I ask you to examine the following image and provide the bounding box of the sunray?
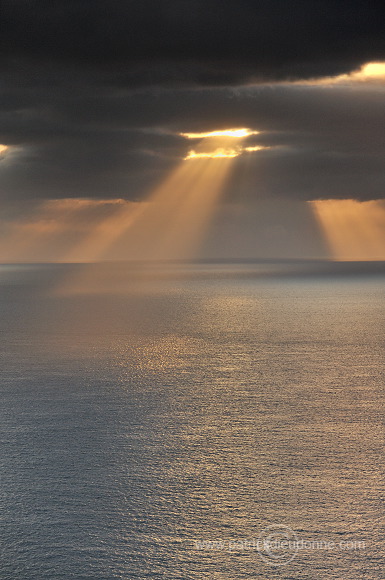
[142,157,234,260]
[310,199,385,260]
[0,199,102,262]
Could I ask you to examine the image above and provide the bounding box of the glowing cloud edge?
[180,128,260,139]
[184,145,269,160]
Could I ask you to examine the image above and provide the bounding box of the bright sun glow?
[244,145,267,152]
[180,128,259,139]
[300,61,385,86]
[0,127,267,268]
[184,148,240,160]
[180,127,267,161]
[184,145,269,160]
[0,144,8,154]
[359,62,385,78]
[335,61,385,83]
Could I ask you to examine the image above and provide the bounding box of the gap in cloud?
[180,128,269,160]
[294,61,385,87]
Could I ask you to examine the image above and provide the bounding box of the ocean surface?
[1,261,384,579]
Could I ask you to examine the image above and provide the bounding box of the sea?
[1,261,384,579]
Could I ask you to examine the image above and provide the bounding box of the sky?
[1,0,385,262]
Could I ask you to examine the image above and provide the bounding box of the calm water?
[1,262,384,579]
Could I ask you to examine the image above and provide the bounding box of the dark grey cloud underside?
[2,0,385,85]
[1,82,385,202]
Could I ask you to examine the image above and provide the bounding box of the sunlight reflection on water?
[1,262,384,579]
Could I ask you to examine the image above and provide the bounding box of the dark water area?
[1,262,384,579]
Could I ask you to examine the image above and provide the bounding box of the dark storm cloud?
[1,78,385,202]
[1,0,385,204]
[1,0,385,85]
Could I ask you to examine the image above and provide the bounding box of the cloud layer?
[1,1,385,207]
[2,0,385,85]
